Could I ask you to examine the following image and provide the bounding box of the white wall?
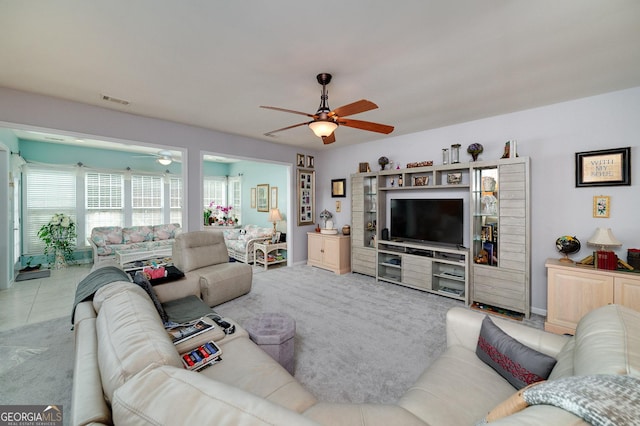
[2,86,639,313]
[316,86,640,314]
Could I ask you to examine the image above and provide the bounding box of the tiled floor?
[0,265,92,332]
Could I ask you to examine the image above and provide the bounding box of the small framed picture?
[272,232,281,244]
[306,155,315,168]
[331,178,346,197]
[271,186,278,209]
[576,147,631,187]
[447,172,462,184]
[593,195,610,218]
[250,187,256,209]
[296,153,305,168]
[358,162,371,173]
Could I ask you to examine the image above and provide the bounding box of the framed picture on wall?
[297,169,315,226]
[271,186,278,209]
[575,147,631,187]
[331,178,346,197]
[250,187,256,209]
[593,195,610,218]
[257,184,269,212]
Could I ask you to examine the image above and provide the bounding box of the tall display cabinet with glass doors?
[350,173,381,276]
[470,157,531,317]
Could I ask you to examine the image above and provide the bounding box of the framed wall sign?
[297,169,315,226]
[331,178,346,197]
[257,184,269,212]
[575,147,631,187]
[593,195,610,218]
[271,186,278,209]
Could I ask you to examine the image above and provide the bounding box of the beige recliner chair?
[172,230,253,306]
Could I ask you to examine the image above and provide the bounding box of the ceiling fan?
[133,150,177,165]
[261,73,394,145]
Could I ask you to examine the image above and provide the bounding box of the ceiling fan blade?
[329,99,378,118]
[338,118,394,134]
[264,121,311,136]
[260,106,316,118]
[322,132,336,145]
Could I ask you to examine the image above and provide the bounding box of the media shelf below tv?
[377,240,469,304]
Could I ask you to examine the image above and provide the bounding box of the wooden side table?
[254,242,287,270]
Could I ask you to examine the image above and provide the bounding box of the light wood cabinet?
[307,233,351,274]
[470,158,531,317]
[350,173,379,276]
[545,258,640,334]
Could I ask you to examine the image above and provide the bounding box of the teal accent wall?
[202,161,230,176]
[0,129,19,152]
[229,161,288,229]
[19,139,182,174]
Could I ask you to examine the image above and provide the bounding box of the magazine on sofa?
[166,319,214,345]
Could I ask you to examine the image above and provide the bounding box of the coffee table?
[115,246,173,272]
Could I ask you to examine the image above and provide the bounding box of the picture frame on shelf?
[297,169,315,226]
[447,172,462,184]
[358,162,371,173]
[296,153,305,168]
[575,147,631,187]
[257,184,270,212]
[593,195,610,218]
[413,176,429,186]
[250,187,256,209]
[331,178,346,197]
[271,187,278,209]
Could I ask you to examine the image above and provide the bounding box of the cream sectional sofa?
[88,223,181,264]
[72,265,640,425]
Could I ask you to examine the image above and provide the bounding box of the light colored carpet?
[216,264,464,403]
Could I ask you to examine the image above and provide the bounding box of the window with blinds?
[203,177,227,209]
[228,176,242,224]
[169,177,182,224]
[86,172,124,236]
[24,166,77,253]
[132,175,163,225]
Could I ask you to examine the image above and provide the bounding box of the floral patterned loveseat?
[221,225,273,263]
[88,223,182,264]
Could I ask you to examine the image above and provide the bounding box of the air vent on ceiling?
[101,94,130,106]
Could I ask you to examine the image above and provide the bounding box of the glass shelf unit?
[471,167,499,267]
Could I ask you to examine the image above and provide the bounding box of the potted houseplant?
[37,213,77,269]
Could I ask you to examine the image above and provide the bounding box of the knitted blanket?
[71,266,131,323]
[481,375,640,425]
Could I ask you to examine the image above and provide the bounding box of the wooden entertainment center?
[351,157,531,316]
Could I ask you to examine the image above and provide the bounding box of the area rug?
[0,318,73,416]
[216,264,464,403]
[15,269,51,281]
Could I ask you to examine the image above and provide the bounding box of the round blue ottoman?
[245,312,296,375]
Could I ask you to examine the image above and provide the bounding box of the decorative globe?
[555,235,581,263]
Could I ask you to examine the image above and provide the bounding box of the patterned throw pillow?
[476,316,557,389]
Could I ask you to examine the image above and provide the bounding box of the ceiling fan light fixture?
[308,120,338,138]
[157,156,172,166]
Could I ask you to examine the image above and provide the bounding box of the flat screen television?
[390,198,464,247]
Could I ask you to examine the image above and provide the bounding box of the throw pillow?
[133,271,169,323]
[476,316,557,389]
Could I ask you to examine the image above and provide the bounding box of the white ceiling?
[2,1,640,151]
